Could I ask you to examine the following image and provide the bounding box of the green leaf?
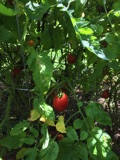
[109,60,120,71]
[28,109,40,122]
[71,17,90,28]
[91,24,103,36]
[39,141,59,160]
[80,131,88,141]
[24,147,37,160]
[41,27,53,50]
[27,49,54,93]
[66,126,78,141]
[85,102,112,126]
[103,45,120,59]
[52,26,64,51]
[20,136,35,145]
[25,3,50,20]
[16,147,28,160]
[73,118,83,129]
[82,40,109,60]
[58,11,77,49]
[0,3,16,16]
[113,1,120,11]
[58,138,79,160]
[76,142,88,160]
[0,25,17,43]
[79,27,93,35]
[105,33,117,44]
[30,127,39,138]
[41,126,50,150]
[87,127,119,160]
[0,136,21,150]
[33,98,55,121]
[10,120,30,136]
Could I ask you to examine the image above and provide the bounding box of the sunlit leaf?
[56,116,66,133]
[87,127,119,160]
[0,3,16,16]
[79,27,93,35]
[27,48,54,93]
[28,109,40,121]
[39,141,59,160]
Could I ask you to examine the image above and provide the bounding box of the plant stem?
[65,111,79,125]
[102,0,114,33]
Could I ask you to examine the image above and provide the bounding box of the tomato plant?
[0,0,119,160]
[52,93,69,112]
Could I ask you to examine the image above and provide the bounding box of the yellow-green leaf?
[56,116,66,133]
[79,27,93,35]
[28,109,40,121]
[16,147,28,160]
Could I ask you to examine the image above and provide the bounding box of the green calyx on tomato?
[52,93,69,112]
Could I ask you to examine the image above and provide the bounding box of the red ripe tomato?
[28,40,34,46]
[67,54,76,64]
[101,90,109,99]
[12,66,23,77]
[52,93,69,112]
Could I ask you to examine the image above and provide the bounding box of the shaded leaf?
[0,25,16,43]
[39,141,59,160]
[58,137,78,160]
[80,131,88,140]
[85,102,112,126]
[10,120,30,136]
[20,136,35,145]
[66,126,78,140]
[73,118,83,129]
[16,147,28,160]
[0,136,21,150]
[24,147,37,160]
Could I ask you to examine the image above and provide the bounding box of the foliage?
[0,0,120,160]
